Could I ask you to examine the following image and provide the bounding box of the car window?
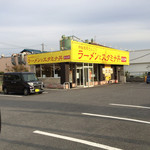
[23,74,38,82]
[4,74,21,81]
[4,75,13,81]
[14,75,21,81]
[3,75,8,81]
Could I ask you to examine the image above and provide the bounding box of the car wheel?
[24,88,29,96]
[38,92,43,94]
[3,87,8,94]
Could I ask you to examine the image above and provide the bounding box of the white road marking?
[110,103,150,110]
[82,113,150,125]
[33,130,123,150]
[0,94,23,98]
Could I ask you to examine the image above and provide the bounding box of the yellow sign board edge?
[70,40,130,66]
[27,40,130,66]
[27,50,71,65]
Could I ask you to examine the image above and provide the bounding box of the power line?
[0,47,25,49]
[0,42,24,48]
[0,44,41,50]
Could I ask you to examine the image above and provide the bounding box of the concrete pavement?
[0,82,150,150]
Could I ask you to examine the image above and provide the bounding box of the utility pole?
[41,43,44,52]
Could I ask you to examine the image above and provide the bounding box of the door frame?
[76,63,94,87]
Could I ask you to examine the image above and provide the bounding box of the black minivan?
[2,72,44,95]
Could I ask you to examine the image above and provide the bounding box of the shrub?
[0,72,4,75]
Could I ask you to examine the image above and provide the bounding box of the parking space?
[0,83,150,150]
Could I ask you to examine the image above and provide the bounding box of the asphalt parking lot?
[0,82,150,150]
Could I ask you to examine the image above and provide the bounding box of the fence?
[126,72,146,82]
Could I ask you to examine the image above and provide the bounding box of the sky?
[0,0,150,56]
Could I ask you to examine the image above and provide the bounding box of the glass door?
[76,63,94,87]
[84,68,88,86]
[89,68,94,86]
[76,68,83,86]
[83,64,94,87]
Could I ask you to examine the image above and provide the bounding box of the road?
[0,83,150,150]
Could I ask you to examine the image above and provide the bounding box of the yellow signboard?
[103,65,113,81]
[27,50,71,65]
[71,41,129,65]
[27,40,129,65]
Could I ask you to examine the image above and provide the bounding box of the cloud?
[1,0,150,26]
[0,0,150,55]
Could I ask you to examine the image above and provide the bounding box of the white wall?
[124,63,150,75]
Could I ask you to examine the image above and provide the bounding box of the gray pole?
[41,43,44,52]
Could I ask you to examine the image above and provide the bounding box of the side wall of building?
[0,57,13,73]
[0,55,32,73]
[124,63,150,75]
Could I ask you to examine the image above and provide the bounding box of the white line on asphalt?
[0,94,23,98]
[82,113,150,125]
[110,103,150,110]
[33,130,123,150]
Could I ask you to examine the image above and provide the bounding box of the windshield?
[22,73,38,82]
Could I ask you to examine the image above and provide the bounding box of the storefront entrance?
[76,63,94,87]
[76,67,83,86]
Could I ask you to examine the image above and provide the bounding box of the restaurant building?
[27,36,129,89]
